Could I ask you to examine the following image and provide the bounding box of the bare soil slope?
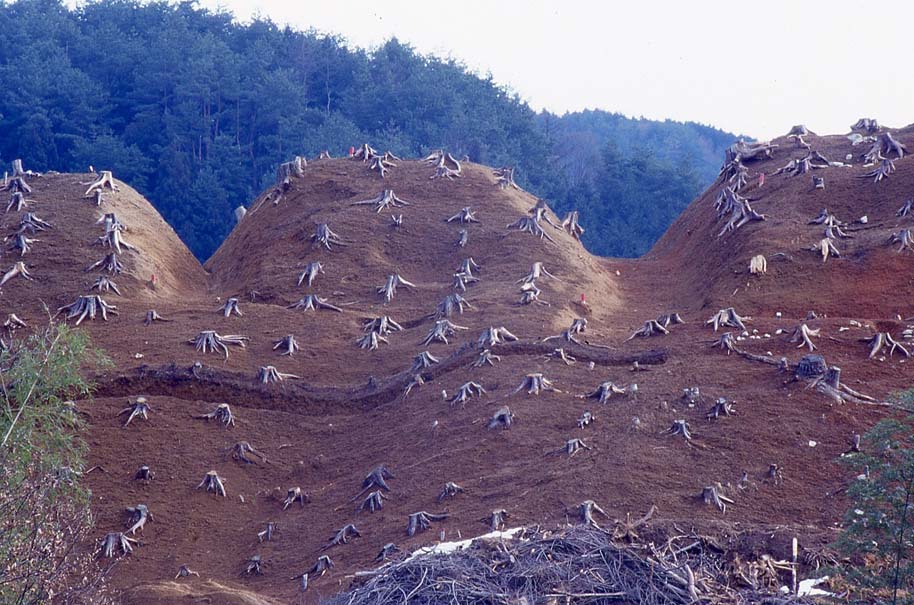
[4,132,912,604]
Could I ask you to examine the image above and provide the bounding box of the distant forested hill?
[0,0,737,259]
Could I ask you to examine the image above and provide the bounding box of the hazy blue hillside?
[0,0,737,259]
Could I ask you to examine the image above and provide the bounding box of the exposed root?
[897,199,914,217]
[352,189,410,213]
[196,403,236,427]
[97,532,137,558]
[370,155,396,177]
[543,318,588,344]
[434,293,473,318]
[403,374,424,396]
[125,504,153,535]
[85,252,123,274]
[377,273,416,302]
[578,499,610,528]
[287,295,342,312]
[859,156,895,182]
[518,261,558,285]
[447,207,479,224]
[174,565,200,580]
[864,332,910,358]
[6,191,32,213]
[701,484,734,512]
[625,319,669,341]
[809,237,840,262]
[422,319,468,345]
[353,144,378,161]
[511,373,561,396]
[484,509,510,531]
[298,261,324,287]
[550,437,590,457]
[863,131,907,162]
[450,381,486,405]
[323,524,361,549]
[311,223,347,249]
[546,347,576,365]
[18,212,51,233]
[188,330,248,358]
[134,465,154,482]
[406,511,448,536]
[453,270,479,291]
[437,482,464,502]
[273,334,300,356]
[585,381,634,404]
[283,486,309,509]
[228,440,265,464]
[717,195,765,237]
[710,332,737,354]
[359,490,388,513]
[0,261,34,286]
[577,411,595,429]
[562,211,585,239]
[519,283,549,306]
[706,307,747,332]
[788,323,819,351]
[706,397,736,419]
[411,350,440,372]
[471,349,501,368]
[144,310,169,326]
[772,153,827,177]
[91,275,121,296]
[663,419,693,441]
[494,166,519,189]
[196,470,227,497]
[362,465,395,492]
[56,295,118,325]
[889,229,914,252]
[96,225,136,253]
[258,365,300,383]
[426,150,462,180]
[218,297,243,317]
[506,215,555,242]
[83,171,119,197]
[357,331,389,351]
[487,406,514,430]
[478,326,518,347]
[118,397,153,427]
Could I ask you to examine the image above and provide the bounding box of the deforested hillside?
[1,123,912,604]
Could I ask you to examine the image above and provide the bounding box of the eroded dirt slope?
[2,133,912,604]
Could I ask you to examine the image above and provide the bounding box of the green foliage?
[838,411,914,604]
[0,0,735,260]
[0,324,112,605]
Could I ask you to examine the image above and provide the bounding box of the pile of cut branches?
[330,525,809,605]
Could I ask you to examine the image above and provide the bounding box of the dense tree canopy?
[0,0,735,260]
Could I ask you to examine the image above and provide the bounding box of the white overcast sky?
[183,1,914,138]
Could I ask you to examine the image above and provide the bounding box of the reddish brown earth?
[2,128,913,604]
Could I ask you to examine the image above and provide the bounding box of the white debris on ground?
[405,527,525,562]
